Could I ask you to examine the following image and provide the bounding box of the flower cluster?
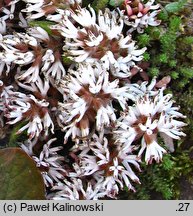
[114,83,186,164]
[123,0,161,33]
[57,62,133,142]
[0,0,186,200]
[21,137,66,187]
[68,132,141,199]
[22,0,81,20]
[50,6,146,78]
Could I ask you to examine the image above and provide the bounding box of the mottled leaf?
[0,148,45,200]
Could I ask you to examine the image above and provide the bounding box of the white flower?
[52,5,146,78]
[46,9,66,22]
[17,75,50,97]
[138,137,167,164]
[70,132,140,198]
[43,51,66,80]
[0,0,20,33]
[58,62,132,141]
[123,0,161,33]
[23,137,66,187]
[23,138,66,187]
[49,178,107,200]
[41,49,55,72]
[22,0,82,20]
[115,79,186,164]
[0,19,6,34]
[1,0,18,20]
[126,77,159,101]
[98,176,120,198]
[0,81,14,112]
[0,33,35,75]
[0,27,65,82]
[109,158,124,178]
[6,92,54,139]
[18,12,28,28]
[18,64,40,83]
[27,26,50,42]
[20,137,38,156]
[21,0,48,20]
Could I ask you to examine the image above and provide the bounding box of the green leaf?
[165,2,180,13]
[29,21,55,35]
[62,55,73,65]
[165,0,188,13]
[8,122,28,147]
[0,148,45,200]
[109,0,124,7]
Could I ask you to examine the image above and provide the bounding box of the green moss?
[160,33,176,54]
[179,67,193,79]
[158,10,169,21]
[169,16,181,32]
[176,84,193,137]
[170,71,179,79]
[168,60,177,68]
[124,148,193,200]
[148,67,159,77]
[137,34,151,47]
[183,36,193,45]
[146,26,161,40]
[143,52,150,61]
[159,53,168,63]
[141,7,192,88]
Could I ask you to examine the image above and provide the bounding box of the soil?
[179,176,193,199]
